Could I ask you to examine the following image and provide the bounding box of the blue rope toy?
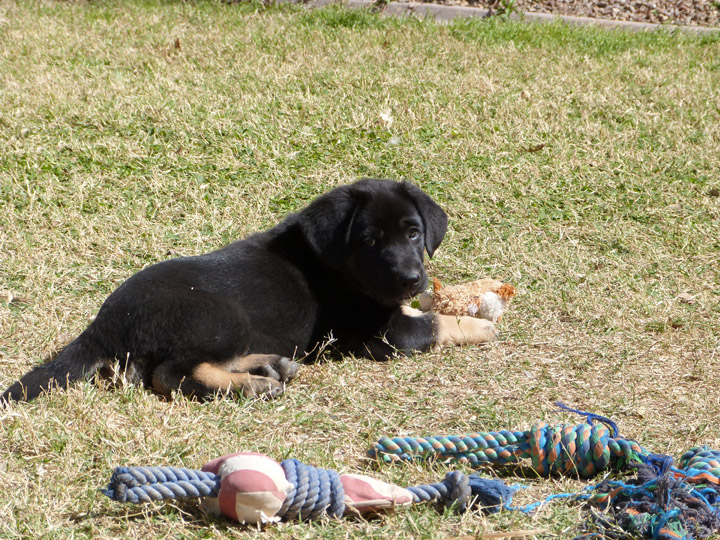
[103,452,517,524]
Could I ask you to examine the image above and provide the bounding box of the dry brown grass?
[1,1,719,538]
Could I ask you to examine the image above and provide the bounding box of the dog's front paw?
[434,314,498,347]
[459,316,498,344]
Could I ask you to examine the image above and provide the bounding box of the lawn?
[1,1,719,538]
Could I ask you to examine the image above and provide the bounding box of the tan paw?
[434,314,498,347]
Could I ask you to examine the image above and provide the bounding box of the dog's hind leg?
[226,354,300,383]
[151,355,295,400]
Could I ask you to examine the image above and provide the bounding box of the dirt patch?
[393,0,720,27]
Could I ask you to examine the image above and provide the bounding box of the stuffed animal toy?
[418,277,516,323]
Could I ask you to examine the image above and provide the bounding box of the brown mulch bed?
[394,0,720,27]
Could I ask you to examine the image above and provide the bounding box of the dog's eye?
[363,237,376,247]
[408,228,420,240]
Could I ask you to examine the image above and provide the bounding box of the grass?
[1,0,719,538]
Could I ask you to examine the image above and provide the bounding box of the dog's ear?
[297,184,361,269]
[401,182,448,258]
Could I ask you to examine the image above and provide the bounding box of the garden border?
[310,0,720,34]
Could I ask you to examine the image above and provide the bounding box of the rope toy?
[369,404,645,478]
[102,451,517,524]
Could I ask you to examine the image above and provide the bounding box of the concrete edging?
[312,0,719,34]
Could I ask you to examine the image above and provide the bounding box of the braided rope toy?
[368,404,720,482]
[102,451,517,524]
[368,415,646,478]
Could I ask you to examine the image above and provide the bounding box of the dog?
[1,178,497,404]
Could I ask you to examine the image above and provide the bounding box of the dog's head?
[297,178,448,306]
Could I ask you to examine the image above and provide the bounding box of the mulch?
[393,0,720,27]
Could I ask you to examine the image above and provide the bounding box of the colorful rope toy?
[368,404,645,478]
[102,451,517,524]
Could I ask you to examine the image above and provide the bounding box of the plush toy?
[200,452,414,523]
[418,277,516,323]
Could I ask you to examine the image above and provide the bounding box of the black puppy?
[1,179,496,403]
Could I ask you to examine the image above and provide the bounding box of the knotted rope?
[575,450,720,540]
[369,420,646,478]
[679,447,720,484]
[103,460,346,520]
[277,459,345,520]
[103,458,516,519]
[407,470,516,513]
[368,402,648,478]
[102,466,220,503]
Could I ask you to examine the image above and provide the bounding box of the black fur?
[1,178,448,403]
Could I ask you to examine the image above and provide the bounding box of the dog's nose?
[398,272,421,291]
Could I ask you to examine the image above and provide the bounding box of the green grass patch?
[1,1,719,539]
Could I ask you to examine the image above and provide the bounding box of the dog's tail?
[1,333,106,404]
